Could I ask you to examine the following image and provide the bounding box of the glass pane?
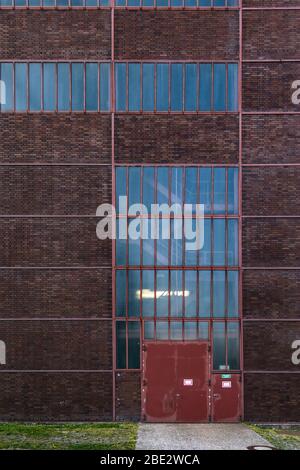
[185,218,198,267]
[171,220,182,266]
[185,321,197,340]
[171,64,183,111]
[116,270,126,317]
[115,0,125,4]
[200,168,212,214]
[199,64,212,111]
[213,168,226,215]
[157,167,169,206]
[228,63,238,111]
[156,270,169,317]
[86,0,98,5]
[86,63,98,111]
[128,228,140,265]
[171,0,181,5]
[72,63,84,111]
[228,0,239,5]
[128,63,140,112]
[100,63,110,111]
[128,270,140,317]
[116,321,126,369]
[128,0,140,5]
[58,63,70,111]
[156,64,169,111]
[213,271,225,317]
[142,167,155,212]
[28,0,40,5]
[227,168,239,215]
[0,0,13,5]
[185,168,198,211]
[185,64,197,111]
[56,0,69,5]
[185,270,197,318]
[15,63,27,112]
[228,219,239,266]
[156,0,168,5]
[128,167,141,211]
[156,219,169,266]
[115,63,126,111]
[199,219,211,266]
[0,63,13,112]
[199,270,211,318]
[214,64,226,111]
[228,270,239,318]
[143,0,154,5]
[156,321,168,340]
[214,0,225,5]
[170,270,183,317]
[199,321,209,340]
[213,322,226,370]
[144,321,155,340]
[213,218,226,266]
[116,222,126,266]
[200,0,211,5]
[142,63,154,112]
[128,321,140,369]
[29,63,41,111]
[142,219,155,266]
[71,0,84,5]
[142,270,154,318]
[15,0,27,4]
[228,322,240,370]
[170,321,182,340]
[171,167,183,207]
[43,63,56,111]
[116,167,127,214]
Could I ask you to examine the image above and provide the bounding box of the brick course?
[115,372,141,421]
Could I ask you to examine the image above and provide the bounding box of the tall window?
[115,166,240,371]
[0,0,239,7]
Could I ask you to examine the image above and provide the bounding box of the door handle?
[175,393,181,398]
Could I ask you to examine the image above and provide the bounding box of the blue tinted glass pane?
[156,64,169,112]
[143,0,154,5]
[199,219,211,266]
[15,63,27,112]
[58,63,70,111]
[156,0,168,5]
[199,0,210,5]
[157,167,169,206]
[171,220,183,266]
[185,168,198,209]
[128,270,140,317]
[185,218,197,266]
[43,0,57,4]
[71,63,84,111]
[228,219,239,266]
[214,64,226,111]
[171,64,183,112]
[116,321,126,369]
[0,0,12,4]
[142,64,154,112]
[128,322,140,369]
[213,322,226,370]
[214,0,225,5]
[185,64,197,111]
[15,0,26,4]
[71,0,84,5]
[199,270,211,317]
[228,63,238,111]
[115,63,126,111]
[86,63,98,111]
[128,0,139,4]
[100,63,110,111]
[228,0,239,5]
[29,0,40,5]
[43,63,56,111]
[228,168,239,215]
[156,321,169,340]
[171,0,181,5]
[213,271,225,317]
[213,218,226,266]
[185,270,197,318]
[170,321,183,341]
[228,270,238,317]
[199,64,212,111]
[142,270,154,317]
[199,321,209,340]
[29,64,41,111]
[143,167,155,212]
[128,226,140,266]
[56,0,68,5]
[115,0,125,4]
[213,168,226,214]
[185,0,197,5]
[116,167,127,214]
[129,63,140,112]
[142,219,155,266]
[116,222,126,266]
[156,219,169,266]
[228,322,240,370]
[128,167,141,211]
[144,321,154,340]
[185,321,197,340]
[1,63,13,112]
[116,270,126,316]
[200,168,212,214]
[170,270,183,317]
[86,0,98,5]
[171,167,183,206]
[156,270,169,317]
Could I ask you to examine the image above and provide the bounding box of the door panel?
[212,373,241,422]
[142,342,209,423]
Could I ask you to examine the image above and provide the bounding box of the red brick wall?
[0,11,111,60]
[243,0,300,6]
[114,11,239,60]
[115,372,141,421]
[115,115,239,164]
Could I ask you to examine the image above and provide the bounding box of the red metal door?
[211,374,241,422]
[142,342,209,423]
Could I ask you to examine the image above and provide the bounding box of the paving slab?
[136,423,272,450]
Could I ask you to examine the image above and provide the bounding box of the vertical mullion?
[196,167,200,339]
[182,168,185,340]
[168,167,171,338]
[99,62,101,112]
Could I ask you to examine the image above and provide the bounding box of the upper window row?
[0,0,238,8]
[0,62,238,113]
